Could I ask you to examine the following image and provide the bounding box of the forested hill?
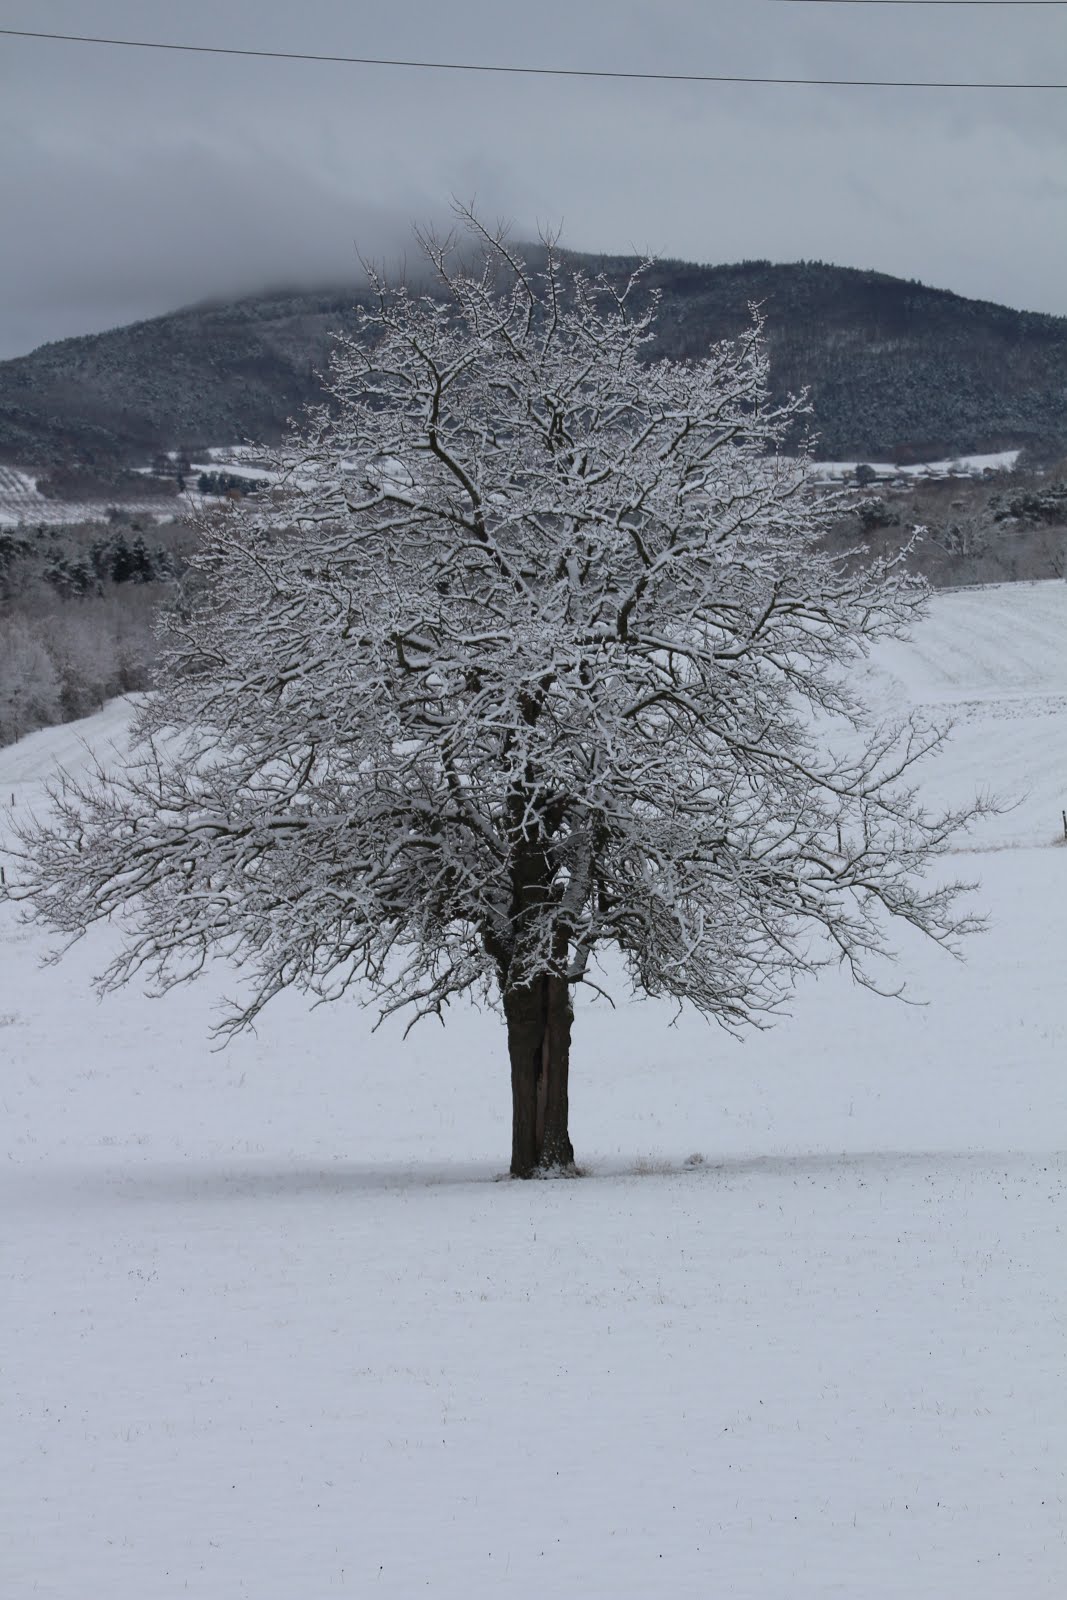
[3,256,1066,467]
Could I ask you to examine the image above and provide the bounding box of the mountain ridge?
[3,255,1066,467]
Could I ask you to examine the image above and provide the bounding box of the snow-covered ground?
[0,454,278,529]
[2,582,1065,1598]
[0,447,1023,529]
[809,450,1022,484]
[0,464,177,529]
[0,464,49,526]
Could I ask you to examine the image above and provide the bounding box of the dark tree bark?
[494,775,577,1177]
[505,974,575,1178]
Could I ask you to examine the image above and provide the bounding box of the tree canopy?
[9,217,983,1175]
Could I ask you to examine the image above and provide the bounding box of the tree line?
[0,520,189,747]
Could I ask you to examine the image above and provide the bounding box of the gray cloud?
[1,0,1065,357]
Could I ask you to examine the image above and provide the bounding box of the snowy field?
[808,450,1022,484]
[0,448,1025,528]
[0,465,175,530]
[2,582,1065,1597]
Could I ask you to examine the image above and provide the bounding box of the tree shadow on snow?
[597,1148,1058,1183]
[6,1158,507,1209]
[6,1148,1058,1212]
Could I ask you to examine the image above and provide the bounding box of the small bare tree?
[8,217,984,1176]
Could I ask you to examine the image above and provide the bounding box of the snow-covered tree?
[0,616,61,744]
[9,218,983,1176]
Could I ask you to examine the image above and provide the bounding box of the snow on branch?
[6,215,989,1038]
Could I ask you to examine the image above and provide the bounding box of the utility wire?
[777,2,1065,7]
[0,26,1064,89]
[777,2,1066,6]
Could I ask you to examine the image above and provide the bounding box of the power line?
[777,2,1065,6]
[0,27,1064,89]
[777,2,1066,7]
[777,2,1067,6]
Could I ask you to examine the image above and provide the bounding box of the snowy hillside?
[2,582,1065,1598]
[0,463,48,525]
[0,462,174,529]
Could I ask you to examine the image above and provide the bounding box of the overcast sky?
[1,0,1065,358]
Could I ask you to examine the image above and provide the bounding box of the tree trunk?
[505,974,575,1178]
